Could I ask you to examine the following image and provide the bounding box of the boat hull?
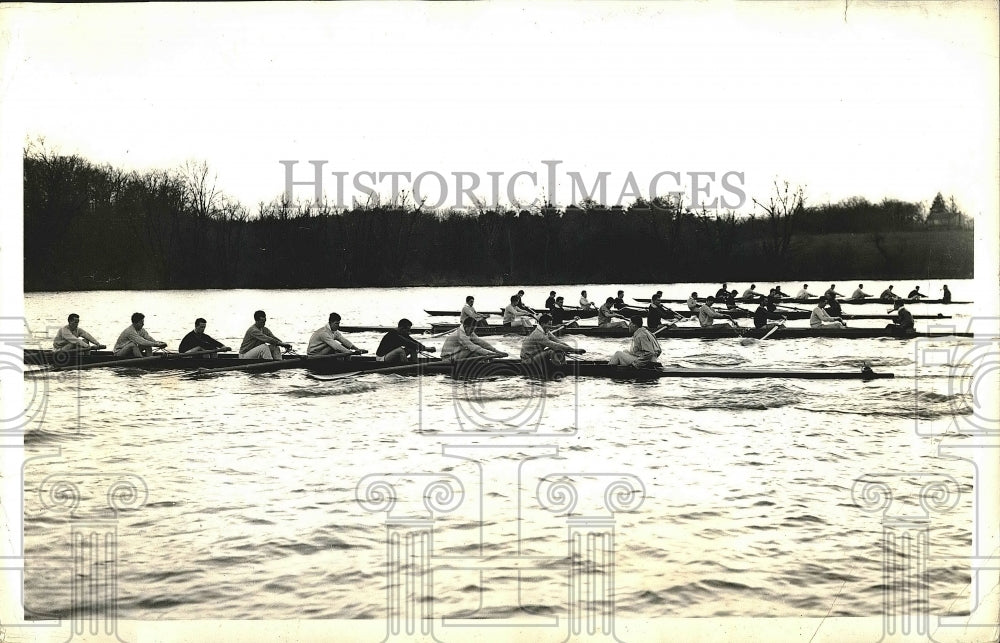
[426,324,971,340]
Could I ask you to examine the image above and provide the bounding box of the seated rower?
[753,300,784,332]
[114,312,167,357]
[795,284,811,299]
[647,294,679,331]
[810,296,845,329]
[503,295,535,328]
[907,286,927,300]
[308,312,367,356]
[880,285,899,303]
[442,317,507,362]
[885,300,915,335]
[579,290,597,310]
[850,284,871,300]
[179,318,230,356]
[714,283,729,300]
[460,295,489,327]
[824,296,843,318]
[376,318,434,364]
[550,297,578,327]
[53,313,106,353]
[741,284,758,301]
[724,289,740,310]
[773,286,789,300]
[544,291,557,310]
[513,289,536,313]
[686,292,701,312]
[941,285,952,304]
[697,296,735,327]
[612,290,627,310]
[521,314,585,368]
[824,284,844,300]
[609,315,662,368]
[598,297,628,328]
[239,310,292,360]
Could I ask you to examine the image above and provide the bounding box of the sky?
[1,1,998,217]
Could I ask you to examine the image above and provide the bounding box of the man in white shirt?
[795,284,811,299]
[503,296,535,328]
[53,314,105,352]
[609,315,663,367]
[442,317,507,362]
[579,290,597,310]
[520,314,585,368]
[850,284,871,300]
[308,312,368,355]
[741,284,758,301]
[697,297,735,327]
[686,292,701,312]
[460,296,489,326]
[810,296,845,329]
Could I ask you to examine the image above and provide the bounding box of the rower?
[941,285,952,304]
[179,318,231,356]
[53,313,106,353]
[880,285,899,303]
[612,290,627,310]
[714,283,729,300]
[753,300,783,331]
[579,290,597,310]
[544,291,557,311]
[308,312,367,356]
[550,297,578,327]
[598,297,628,328]
[907,286,927,300]
[520,313,585,368]
[442,317,507,362]
[773,286,789,300]
[850,284,871,300]
[376,318,434,364]
[810,295,845,329]
[460,295,489,327]
[647,294,679,331]
[686,292,701,312]
[795,284,811,299]
[885,300,915,335]
[239,310,292,360]
[609,315,662,368]
[824,295,843,318]
[824,284,844,300]
[503,295,535,328]
[724,289,740,311]
[697,296,735,327]
[114,312,168,358]
[741,284,758,301]
[513,289,532,313]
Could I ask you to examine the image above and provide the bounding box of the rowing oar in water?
[24,349,224,375]
[190,349,364,376]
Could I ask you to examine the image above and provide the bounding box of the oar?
[760,318,787,341]
[191,350,361,376]
[311,353,502,382]
[429,324,460,338]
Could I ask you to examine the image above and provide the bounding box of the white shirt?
[795,289,810,299]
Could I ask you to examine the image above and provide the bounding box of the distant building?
[926,210,960,227]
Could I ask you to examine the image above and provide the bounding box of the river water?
[17,280,987,627]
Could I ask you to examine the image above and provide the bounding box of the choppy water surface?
[20,281,983,621]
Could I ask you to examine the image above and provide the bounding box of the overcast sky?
[2,1,997,217]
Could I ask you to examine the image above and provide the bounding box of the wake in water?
[283,382,377,397]
[635,382,804,411]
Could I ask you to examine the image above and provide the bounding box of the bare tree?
[178,160,222,219]
[751,180,804,266]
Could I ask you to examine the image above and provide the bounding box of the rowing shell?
[425,324,972,340]
[22,351,892,380]
[425,308,600,319]
[635,297,968,306]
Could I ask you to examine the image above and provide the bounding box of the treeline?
[23,147,974,291]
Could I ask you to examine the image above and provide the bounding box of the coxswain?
[376,319,434,364]
[809,296,845,329]
[941,285,952,304]
[598,297,628,328]
[239,310,292,360]
[308,312,367,356]
[114,312,168,357]
[503,295,535,328]
[850,284,871,300]
[441,317,507,362]
[608,315,662,368]
[179,318,230,356]
[697,297,735,327]
[460,295,489,326]
[53,313,106,353]
[885,300,915,335]
[521,313,585,368]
